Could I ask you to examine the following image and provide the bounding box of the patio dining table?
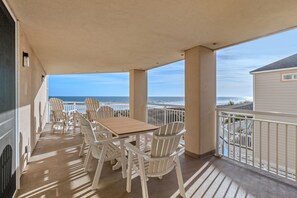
[95,117,159,178]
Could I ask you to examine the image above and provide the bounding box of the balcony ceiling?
[7,0,297,74]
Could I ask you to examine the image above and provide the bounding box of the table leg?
[112,140,127,179]
[120,140,127,178]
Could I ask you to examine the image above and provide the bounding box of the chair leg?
[91,145,107,189]
[91,159,105,189]
[51,122,55,133]
[126,151,133,193]
[62,122,65,133]
[79,141,85,157]
[175,157,186,198]
[83,147,92,171]
[138,156,149,198]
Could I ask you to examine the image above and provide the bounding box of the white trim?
[250,67,297,75]
[15,20,21,190]
[282,72,297,81]
[2,0,16,21]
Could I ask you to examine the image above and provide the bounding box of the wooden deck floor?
[17,125,297,198]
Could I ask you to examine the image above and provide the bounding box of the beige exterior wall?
[129,69,147,122]
[185,46,216,156]
[254,69,297,114]
[253,69,297,172]
[19,29,48,172]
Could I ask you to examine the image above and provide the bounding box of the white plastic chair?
[49,98,70,133]
[78,112,107,156]
[78,113,92,157]
[90,105,115,131]
[79,114,126,189]
[125,122,186,198]
[96,106,114,118]
[85,98,100,121]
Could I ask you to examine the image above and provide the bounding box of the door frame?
[2,0,21,193]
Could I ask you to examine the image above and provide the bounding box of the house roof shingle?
[250,53,297,73]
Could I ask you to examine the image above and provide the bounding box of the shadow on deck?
[17,125,297,198]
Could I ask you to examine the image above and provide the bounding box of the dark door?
[0,1,16,197]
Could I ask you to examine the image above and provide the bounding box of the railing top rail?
[49,101,130,105]
[50,101,185,107]
[63,101,85,104]
[101,101,129,105]
[216,107,297,119]
[147,103,184,108]
[219,114,297,126]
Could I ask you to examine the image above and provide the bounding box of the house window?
[282,73,297,81]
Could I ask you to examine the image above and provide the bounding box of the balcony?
[2,1,297,197]
[17,122,297,198]
[13,102,297,197]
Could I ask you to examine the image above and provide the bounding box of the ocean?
[49,96,252,106]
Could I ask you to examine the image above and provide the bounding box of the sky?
[49,28,297,98]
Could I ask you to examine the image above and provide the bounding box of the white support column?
[129,69,147,122]
[185,46,216,157]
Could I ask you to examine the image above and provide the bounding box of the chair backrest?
[49,98,64,111]
[96,106,114,119]
[78,113,96,144]
[85,98,100,121]
[148,122,185,176]
[85,98,100,111]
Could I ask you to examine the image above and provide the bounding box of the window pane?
[283,74,292,80]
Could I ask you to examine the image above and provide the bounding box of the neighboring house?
[251,53,297,114]
[250,54,297,175]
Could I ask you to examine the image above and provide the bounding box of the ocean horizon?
[49,96,252,106]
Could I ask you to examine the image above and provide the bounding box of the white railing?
[216,108,297,182]
[48,101,130,121]
[147,103,185,126]
[49,101,185,125]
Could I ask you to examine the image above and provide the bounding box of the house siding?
[254,69,297,114]
[253,69,297,173]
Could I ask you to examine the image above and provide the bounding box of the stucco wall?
[19,29,48,172]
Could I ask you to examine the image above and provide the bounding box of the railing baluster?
[239,118,242,163]
[216,110,220,156]
[163,107,167,125]
[252,119,255,167]
[268,122,270,172]
[228,117,231,158]
[233,116,236,160]
[295,126,297,182]
[276,123,279,176]
[260,121,262,170]
[245,117,248,164]
[286,124,288,178]
[222,116,225,156]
